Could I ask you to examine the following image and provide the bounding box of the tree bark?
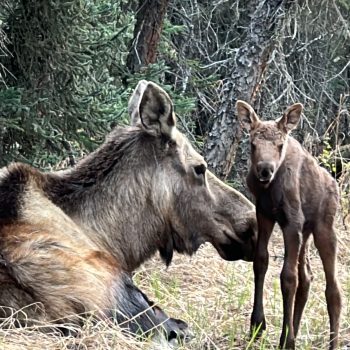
[126,0,169,73]
[203,0,291,181]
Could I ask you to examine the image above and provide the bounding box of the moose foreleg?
[115,274,190,341]
[293,233,312,338]
[250,213,275,338]
[279,227,302,349]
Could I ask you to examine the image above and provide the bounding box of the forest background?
[0,1,349,349]
[0,0,349,198]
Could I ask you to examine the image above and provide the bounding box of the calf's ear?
[128,80,176,138]
[278,103,303,132]
[235,100,260,130]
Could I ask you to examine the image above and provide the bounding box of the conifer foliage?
[0,0,349,186]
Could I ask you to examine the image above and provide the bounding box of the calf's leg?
[279,227,302,349]
[250,213,275,337]
[313,226,341,350]
[293,233,312,337]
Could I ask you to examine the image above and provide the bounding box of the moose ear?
[277,103,303,133]
[235,100,260,130]
[128,80,175,138]
[128,80,148,126]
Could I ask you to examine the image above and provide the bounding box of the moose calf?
[236,101,342,349]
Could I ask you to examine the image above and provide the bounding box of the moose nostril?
[257,162,274,180]
[261,168,270,178]
[194,164,206,176]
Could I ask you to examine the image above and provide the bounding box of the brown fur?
[0,81,257,340]
[236,100,342,349]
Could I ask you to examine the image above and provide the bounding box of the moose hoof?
[250,319,266,339]
[279,337,295,349]
[166,317,194,343]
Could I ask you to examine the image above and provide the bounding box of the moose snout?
[256,161,275,182]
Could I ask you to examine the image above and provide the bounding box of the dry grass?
[0,218,349,350]
[136,217,350,350]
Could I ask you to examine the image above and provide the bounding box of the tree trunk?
[126,0,169,73]
[203,0,291,181]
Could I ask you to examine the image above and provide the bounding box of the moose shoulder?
[0,81,257,340]
[236,100,341,349]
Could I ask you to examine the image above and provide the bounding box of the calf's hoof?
[279,336,295,349]
[250,318,266,339]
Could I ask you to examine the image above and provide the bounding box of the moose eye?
[278,144,283,153]
[194,164,207,177]
[251,143,256,151]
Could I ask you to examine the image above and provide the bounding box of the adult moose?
[236,101,341,349]
[0,81,257,341]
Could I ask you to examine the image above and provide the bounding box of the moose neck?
[46,128,170,271]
